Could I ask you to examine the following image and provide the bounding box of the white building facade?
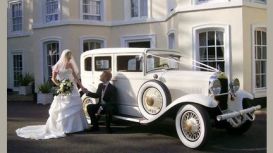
[7,0,267,98]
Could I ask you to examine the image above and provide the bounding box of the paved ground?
[7,95,267,153]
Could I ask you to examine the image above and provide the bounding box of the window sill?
[33,19,109,29]
[8,31,32,38]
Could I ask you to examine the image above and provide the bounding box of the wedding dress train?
[16,68,88,140]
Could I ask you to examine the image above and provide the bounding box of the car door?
[113,54,145,117]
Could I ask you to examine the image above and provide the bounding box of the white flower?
[56,79,74,96]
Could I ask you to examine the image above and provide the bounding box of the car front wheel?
[175,104,211,149]
[137,80,171,120]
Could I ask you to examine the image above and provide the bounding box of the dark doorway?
[128,41,151,48]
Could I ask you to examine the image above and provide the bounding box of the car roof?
[81,48,182,57]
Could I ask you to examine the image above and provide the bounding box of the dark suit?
[85,83,117,131]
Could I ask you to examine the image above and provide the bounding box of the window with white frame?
[12,53,23,87]
[45,0,59,23]
[44,41,59,81]
[83,39,103,52]
[198,30,225,71]
[168,33,175,49]
[10,1,22,32]
[254,28,267,89]
[131,0,148,18]
[82,0,102,21]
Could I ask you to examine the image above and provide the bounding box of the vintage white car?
[80,48,261,149]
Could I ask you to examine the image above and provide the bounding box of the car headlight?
[230,78,240,93]
[209,79,221,95]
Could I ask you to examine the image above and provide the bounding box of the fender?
[171,94,218,108]
[228,89,254,111]
[140,94,218,124]
[236,89,254,100]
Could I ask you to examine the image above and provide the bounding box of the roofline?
[81,47,182,57]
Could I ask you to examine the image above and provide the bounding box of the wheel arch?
[140,94,217,124]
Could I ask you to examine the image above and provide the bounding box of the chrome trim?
[216,105,261,121]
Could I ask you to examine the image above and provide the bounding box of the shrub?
[18,73,34,86]
[38,82,52,93]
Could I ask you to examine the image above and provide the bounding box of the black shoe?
[106,127,112,134]
[89,126,100,132]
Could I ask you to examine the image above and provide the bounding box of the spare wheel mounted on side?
[137,80,171,120]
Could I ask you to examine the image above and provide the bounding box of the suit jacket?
[86,83,117,107]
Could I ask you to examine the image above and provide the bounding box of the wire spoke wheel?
[175,104,211,149]
[181,110,201,141]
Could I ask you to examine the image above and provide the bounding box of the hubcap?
[142,87,163,115]
[181,111,201,141]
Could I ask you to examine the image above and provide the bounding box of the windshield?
[146,53,181,72]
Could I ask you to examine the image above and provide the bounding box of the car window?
[117,55,143,72]
[84,57,92,71]
[146,54,180,72]
[95,56,112,71]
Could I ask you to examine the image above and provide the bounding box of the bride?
[16,49,89,139]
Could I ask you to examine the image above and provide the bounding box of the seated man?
[84,70,117,133]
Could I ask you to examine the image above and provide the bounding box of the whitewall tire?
[82,95,96,124]
[137,80,171,120]
[175,104,211,149]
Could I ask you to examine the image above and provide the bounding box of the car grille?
[214,78,228,110]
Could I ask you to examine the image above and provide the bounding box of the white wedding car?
[80,48,261,149]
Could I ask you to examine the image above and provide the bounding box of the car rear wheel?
[175,104,211,149]
[137,80,171,120]
[82,95,96,123]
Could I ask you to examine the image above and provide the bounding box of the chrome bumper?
[216,105,261,121]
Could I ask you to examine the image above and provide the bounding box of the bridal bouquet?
[56,79,74,96]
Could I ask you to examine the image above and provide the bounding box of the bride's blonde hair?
[52,49,79,74]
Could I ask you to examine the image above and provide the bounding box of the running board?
[113,115,147,123]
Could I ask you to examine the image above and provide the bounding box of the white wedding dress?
[16,68,88,140]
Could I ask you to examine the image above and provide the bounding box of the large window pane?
[82,0,101,21]
[199,32,206,46]
[95,56,111,71]
[84,57,92,71]
[131,0,147,18]
[216,31,224,45]
[262,31,266,45]
[11,1,22,32]
[199,48,206,60]
[13,54,23,87]
[117,56,143,72]
[207,31,215,46]
[207,47,215,60]
[140,0,148,17]
[131,0,139,17]
[44,41,59,81]
[254,28,267,89]
[256,46,262,59]
[45,0,59,23]
[256,31,261,45]
[216,47,224,60]
[83,39,103,52]
[198,29,225,72]
[256,61,261,74]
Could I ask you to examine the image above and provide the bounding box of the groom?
[83,70,117,133]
